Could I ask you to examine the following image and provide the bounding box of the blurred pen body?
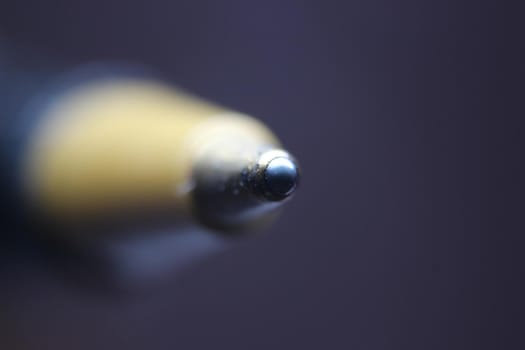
[1,47,300,234]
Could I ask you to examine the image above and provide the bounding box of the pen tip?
[261,155,299,201]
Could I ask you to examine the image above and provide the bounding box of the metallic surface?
[191,145,299,231]
[261,152,299,201]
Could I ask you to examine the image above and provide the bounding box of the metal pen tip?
[191,147,299,230]
[263,156,299,200]
[256,151,299,202]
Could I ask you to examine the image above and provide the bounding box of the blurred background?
[0,0,521,349]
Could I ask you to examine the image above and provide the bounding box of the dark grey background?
[0,0,522,349]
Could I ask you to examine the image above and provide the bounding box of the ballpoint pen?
[1,45,300,235]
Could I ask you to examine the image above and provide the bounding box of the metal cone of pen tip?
[190,144,300,232]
